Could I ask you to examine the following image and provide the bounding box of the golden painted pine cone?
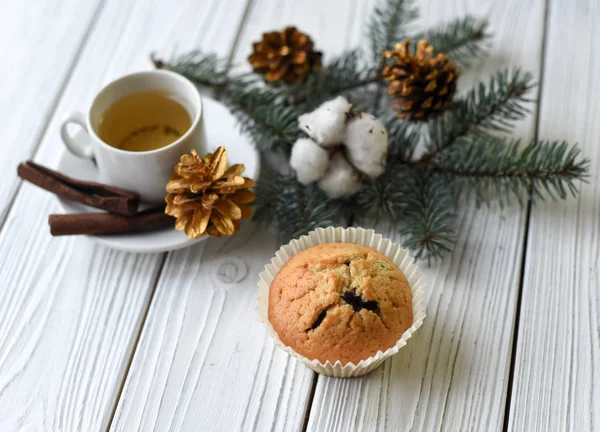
[248,26,322,85]
[382,39,459,121]
[165,147,256,238]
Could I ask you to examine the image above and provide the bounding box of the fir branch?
[423,68,535,161]
[432,137,590,205]
[151,51,228,88]
[400,173,456,262]
[283,50,379,108]
[384,112,422,161]
[253,161,343,241]
[368,0,418,62]
[149,6,590,263]
[222,80,301,153]
[417,16,491,67]
[354,160,413,220]
[463,68,534,132]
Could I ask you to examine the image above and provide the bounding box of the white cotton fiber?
[344,114,388,177]
[289,138,330,184]
[298,96,352,146]
[318,152,362,199]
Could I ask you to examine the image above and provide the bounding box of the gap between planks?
[0,0,108,231]
[301,374,319,432]
[502,0,551,429]
[105,252,167,431]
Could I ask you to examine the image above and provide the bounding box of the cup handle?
[60,111,94,159]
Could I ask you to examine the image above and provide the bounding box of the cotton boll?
[318,152,362,199]
[289,138,330,185]
[344,114,389,177]
[298,96,351,146]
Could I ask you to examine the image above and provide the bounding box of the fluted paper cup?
[256,226,426,378]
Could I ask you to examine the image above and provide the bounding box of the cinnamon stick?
[18,161,140,216]
[49,206,174,236]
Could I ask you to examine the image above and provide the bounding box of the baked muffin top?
[268,242,413,365]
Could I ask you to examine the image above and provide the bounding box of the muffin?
[268,242,413,365]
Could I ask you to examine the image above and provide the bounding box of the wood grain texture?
[110,1,373,430]
[306,1,546,431]
[508,0,600,430]
[111,225,315,431]
[0,0,249,430]
[0,0,103,223]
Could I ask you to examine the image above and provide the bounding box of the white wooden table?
[1,0,598,430]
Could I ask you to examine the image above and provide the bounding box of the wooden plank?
[508,0,600,430]
[305,0,546,430]
[0,0,249,430]
[110,1,373,430]
[0,0,103,222]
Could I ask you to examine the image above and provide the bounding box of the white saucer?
[56,97,260,253]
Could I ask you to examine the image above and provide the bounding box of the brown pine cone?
[382,39,459,121]
[165,147,256,238]
[248,26,322,85]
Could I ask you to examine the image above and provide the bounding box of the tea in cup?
[60,70,206,203]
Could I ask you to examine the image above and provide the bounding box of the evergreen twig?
[417,16,491,67]
[221,79,301,153]
[282,50,379,108]
[253,160,343,241]
[431,137,590,205]
[368,0,418,62]
[400,173,456,262]
[423,68,535,162]
[384,113,422,161]
[152,51,228,88]
[355,160,413,220]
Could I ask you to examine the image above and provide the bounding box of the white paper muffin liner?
[257,226,427,378]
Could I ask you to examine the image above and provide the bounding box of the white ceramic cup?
[60,70,206,203]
